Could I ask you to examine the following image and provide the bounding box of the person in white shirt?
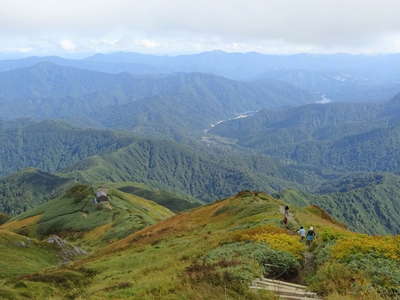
[297,226,306,240]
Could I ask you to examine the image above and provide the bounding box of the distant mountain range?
[0,63,317,138]
[2,51,400,101]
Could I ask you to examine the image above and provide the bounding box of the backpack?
[306,230,315,240]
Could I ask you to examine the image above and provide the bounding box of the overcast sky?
[1,0,400,56]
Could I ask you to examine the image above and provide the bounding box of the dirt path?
[303,250,315,274]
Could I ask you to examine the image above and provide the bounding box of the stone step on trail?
[258,278,309,290]
[250,277,322,300]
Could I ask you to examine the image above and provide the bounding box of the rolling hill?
[1,184,174,249]
[0,191,398,299]
[0,229,59,280]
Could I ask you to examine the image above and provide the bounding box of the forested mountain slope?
[280,173,400,235]
[0,63,316,133]
[0,168,73,215]
[63,137,307,203]
[0,119,135,177]
[210,98,400,172]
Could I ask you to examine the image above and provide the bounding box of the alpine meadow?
[1,1,400,300]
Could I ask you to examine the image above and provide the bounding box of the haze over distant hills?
[0,62,317,138]
[2,51,400,102]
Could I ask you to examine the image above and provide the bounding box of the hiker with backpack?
[306,226,316,246]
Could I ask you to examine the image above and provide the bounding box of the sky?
[1,0,400,56]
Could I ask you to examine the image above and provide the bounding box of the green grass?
[110,181,202,212]
[0,230,59,279]
[0,191,398,299]
[4,184,174,249]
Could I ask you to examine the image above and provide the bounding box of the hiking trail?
[251,206,320,299]
[250,277,322,299]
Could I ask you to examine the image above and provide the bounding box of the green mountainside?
[62,137,314,203]
[110,182,201,212]
[0,168,73,215]
[0,168,201,217]
[2,118,400,234]
[2,184,174,249]
[279,173,400,235]
[209,99,400,172]
[0,230,59,279]
[0,213,9,225]
[0,119,134,177]
[0,191,398,299]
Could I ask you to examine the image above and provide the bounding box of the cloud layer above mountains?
[1,0,400,55]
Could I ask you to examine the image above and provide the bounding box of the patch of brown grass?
[0,215,42,231]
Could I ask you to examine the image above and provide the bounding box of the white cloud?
[1,0,400,54]
[136,39,160,49]
[59,39,76,51]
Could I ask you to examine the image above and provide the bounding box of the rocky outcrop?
[46,235,87,263]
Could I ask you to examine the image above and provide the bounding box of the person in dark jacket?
[306,226,316,246]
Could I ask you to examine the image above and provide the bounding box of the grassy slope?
[110,181,202,212]
[0,230,59,280]
[0,191,343,299]
[2,184,174,250]
[0,213,10,225]
[0,191,399,299]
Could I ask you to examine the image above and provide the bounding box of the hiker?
[282,205,290,225]
[297,226,306,240]
[306,226,316,246]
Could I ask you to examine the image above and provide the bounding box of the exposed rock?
[46,235,87,263]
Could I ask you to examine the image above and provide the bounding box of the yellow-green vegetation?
[0,191,324,299]
[109,181,202,212]
[1,184,174,249]
[309,228,400,299]
[0,230,59,282]
[0,190,399,300]
[0,212,10,225]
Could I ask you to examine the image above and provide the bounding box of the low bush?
[309,262,380,298]
[186,241,300,294]
[331,235,400,261]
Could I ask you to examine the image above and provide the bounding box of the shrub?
[186,241,300,293]
[309,262,379,298]
[65,185,93,203]
[331,235,400,261]
[252,233,306,259]
[345,254,400,299]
